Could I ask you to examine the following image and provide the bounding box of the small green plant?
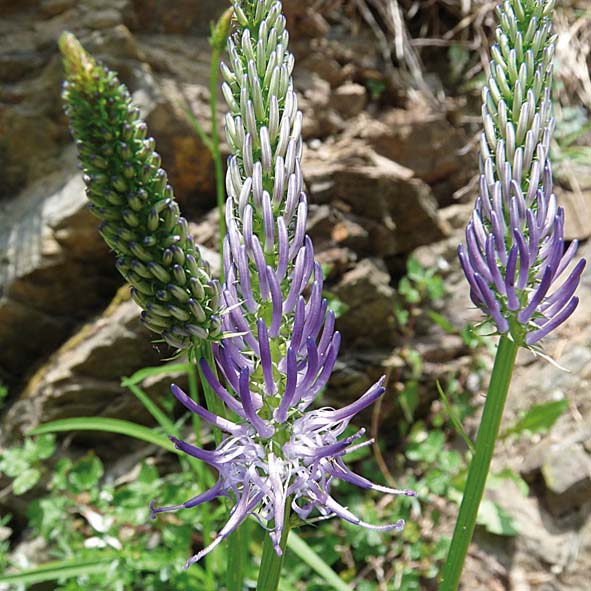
[0,434,56,496]
[394,257,445,331]
[501,399,568,439]
[0,382,8,409]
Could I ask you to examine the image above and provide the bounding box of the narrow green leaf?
[124,382,177,436]
[28,418,177,453]
[427,310,456,335]
[184,107,214,154]
[0,557,115,585]
[121,363,192,387]
[502,399,568,438]
[436,381,475,453]
[286,532,353,591]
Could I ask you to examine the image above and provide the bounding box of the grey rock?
[332,258,397,348]
[330,82,367,119]
[0,165,120,388]
[491,480,577,573]
[541,443,591,515]
[305,144,448,258]
[124,0,223,35]
[82,8,122,30]
[2,287,173,443]
[358,106,471,184]
[40,0,77,18]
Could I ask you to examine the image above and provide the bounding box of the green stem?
[226,520,251,591]
[209,45,226,273]
[256,508,291,591]
[439,335,518,591]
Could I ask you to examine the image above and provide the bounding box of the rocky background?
[1,0,590,589]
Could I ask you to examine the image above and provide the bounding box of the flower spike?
[458,0,585,346]
[149,0,413,566]
[59,32,221,350]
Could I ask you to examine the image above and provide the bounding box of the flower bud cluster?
[150,0,414,568]
[59,33,221,349]
[458,0,585,346]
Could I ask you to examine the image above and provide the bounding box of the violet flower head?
[458,0,585,346]
[150,0,414,568]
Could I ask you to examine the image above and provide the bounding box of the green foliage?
[501,399,568,439]
[552,104,591,165]
[0,434,56,495]
[394,257,445,331]
[0,381,8,409]
[0,514,12,573]
[365,79,386,100]
[448,44,471,83]
[325,292,350,319]
[30,417,178,453]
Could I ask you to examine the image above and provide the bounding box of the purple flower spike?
[458,1,585,346]
[151,0,412,568]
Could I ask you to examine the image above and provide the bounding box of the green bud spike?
[59,31,221,349]
[210,7,234,52]
[168,284,191,304]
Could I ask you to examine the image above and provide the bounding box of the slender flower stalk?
[442,2,585,589]
[59,33,221,351]
[150,0,415,576]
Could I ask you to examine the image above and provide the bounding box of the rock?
[83,24,144,65]
[144,78,218,211]
[329,82,367,119]
[297,72,343,139]
[305,144,448,258]
[332,258,397,348]
[283,1,330,39]
[124,0,223,35]
[82,7,122,30]
[299,52,349,88]
[1,287,177,444]
[0,51,45,83]
[343,105,473,204]
[0,56,65,199]
[40,0,77,18]
[541,443,591,515]
[490,480,578,579]
[0,164,121,389]
[559,187,591,241]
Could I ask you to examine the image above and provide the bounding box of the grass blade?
[121,363,192,386]
[286,531,353,591]
[436,380,475,454]
[28,417,177,453]
[123,382,177,436]
[0,557,115,585]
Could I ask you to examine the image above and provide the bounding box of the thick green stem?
[226,520,251,591]
[439,336,518,591]
[256,508,291,591]
[209,45,226,273]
